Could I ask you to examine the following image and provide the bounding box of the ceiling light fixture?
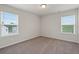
[40,4,47,8]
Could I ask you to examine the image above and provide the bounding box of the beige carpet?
[0,36,79,54]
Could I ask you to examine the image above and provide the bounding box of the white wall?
[0,5,40,48]
[41,9,79,43]
[0,5,79,49]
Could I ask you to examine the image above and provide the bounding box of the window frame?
[61,15,76,34]
[0,11,19,37]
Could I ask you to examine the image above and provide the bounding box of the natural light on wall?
[0,12,18,36]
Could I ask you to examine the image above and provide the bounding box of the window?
[61,15,75,34]
[0,12,18,36]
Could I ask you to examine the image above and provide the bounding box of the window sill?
[61,32,75,35]
[1,33,19,37]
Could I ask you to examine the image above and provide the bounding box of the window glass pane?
[3,12,18,25]
[1,12,18,36]
[61,15,75,33]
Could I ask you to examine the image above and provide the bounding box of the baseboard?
[0,36,40,49]
[41,35,79,44]
[0,35,79,49]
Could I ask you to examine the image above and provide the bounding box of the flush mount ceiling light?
[40,4,47,8]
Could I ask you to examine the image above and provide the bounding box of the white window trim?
[0,11,19,37]
[61,15,76,34]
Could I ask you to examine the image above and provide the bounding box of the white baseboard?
[0,35,79,49]
[0,35,39,49]
[42,35,79,44]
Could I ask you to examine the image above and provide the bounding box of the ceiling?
[8,4,79,16]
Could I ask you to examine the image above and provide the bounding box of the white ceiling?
[9,4,79,16]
